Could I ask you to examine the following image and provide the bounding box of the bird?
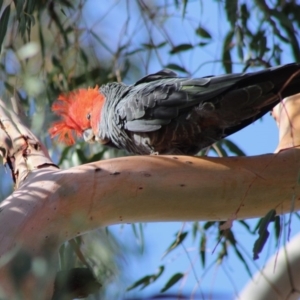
[49,63,300,155]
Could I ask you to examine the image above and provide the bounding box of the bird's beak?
[83,128,95,143]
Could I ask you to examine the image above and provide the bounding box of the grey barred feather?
[97,64,300,155]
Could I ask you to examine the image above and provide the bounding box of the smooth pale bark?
[0,95,299,298]
[238,233,300,300]
[237,95,300,300]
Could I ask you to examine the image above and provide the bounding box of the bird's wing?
[116,69,259,132]
[116,64,300,139]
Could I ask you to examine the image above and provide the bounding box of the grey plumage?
[96,64,300,155]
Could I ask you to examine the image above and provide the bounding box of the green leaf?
[258,209,276,234]
[258,35,267,57]
[18,14,26,37]
[212,142,228,157]
[25,0,36,14]
[142,41,167,49]
[223,139,246,156]
[236,26,244,61]
[76,149,88,164]
[170,43,193,54]
[51,10,69,47]
[192,222,199,240]
[200,234,206,267]
[271,9,294,31]
[164,63,188,74]
[238,220,253,234]
[4,81,14,94]
[233,245,252,277]
[60,0,74,8]
[131,223,145,253]
[125,48,143,56]
[60,8,67,17]
[58,146,73,166]
[79,49,88,65]
[13,0,23,19]
[182,0,188,18]
[203,221,215,230]
[225,229,237,245]
[253,209,276,259]
[52,55,64,73]
[127,266,164,291]
[0,4,10,52]
[198,42,209,47]
[160,273,184,293]
[240,3,250,28]
[222,30,234,73]
[273,215,281,241]
[163,231,188,258]
[37,17,45,59]
[87,149,107,163]
[127,275,152,291]
[253,229,269,260]
[225,0,238,27]
[285,27,300,62]
[0,0,3,12]
[195,26,212,39]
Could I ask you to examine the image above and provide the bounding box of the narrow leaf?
[163,231,188,257]
[127,275,152,291]
[161,273,184,293]
[142,41,167,49]
[13,0,23,19]
[192,222,199,240]
[25,0,36,14]
[222,30,234,73]
[253,230,269,260]
[253,209,276,259]
[225,0,238,27]
[236,26,244,60]
[58,146,73,166]
[164,63,188,74]
[203,221,215,230]
[223,139,246,156]
[87,150,106,163]
[127,266,164,291]
[258,209,276,233]
[212,142,228,157]
[38,20,45,59]
[200,234,206,267]
[76,149,88,164]
[240,4,249,28]
[238,220,253,233]
[273,215,281,241]
[170,43,193,54]
[233,246,252,277]
[198,42,209,47]
[52,11,69,47]
[182,0,188,18]
[195,26,212,39]
[0,5,10,52]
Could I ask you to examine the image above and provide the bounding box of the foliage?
[0,0,300,298]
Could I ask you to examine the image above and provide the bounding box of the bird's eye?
[87,113,91,120]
